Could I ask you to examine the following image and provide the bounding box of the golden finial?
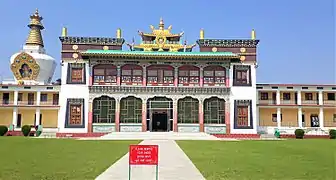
[251,29,256,40]
[200,29,204,39]
[61,27,67,37]
[116,28,122,38]
[26,9,44,47]
[159,17,164,30]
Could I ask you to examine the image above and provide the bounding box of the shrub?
[21,125,31,137]
[0,126,8,136]
[294,129,305,139]
[329,129,336,139]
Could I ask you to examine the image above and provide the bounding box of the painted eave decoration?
[10,52,40,80]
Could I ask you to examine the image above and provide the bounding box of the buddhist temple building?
[0,10,335,137]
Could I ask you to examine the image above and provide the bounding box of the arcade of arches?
[89,96,228,132]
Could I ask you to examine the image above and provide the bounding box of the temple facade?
[0,10,335,136]
[58,18,259,134]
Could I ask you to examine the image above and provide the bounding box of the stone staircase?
[80,132,221,140]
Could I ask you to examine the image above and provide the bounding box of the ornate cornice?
[89,86,230,96]
[59,36,125,45]
[197,39,260,48]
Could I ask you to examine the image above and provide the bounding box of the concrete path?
[95,140,206,180]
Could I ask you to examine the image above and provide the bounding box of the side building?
[257,84,336,134]
[58,18,259,134]
[0,10,59,132]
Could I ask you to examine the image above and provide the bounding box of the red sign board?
[129,145,159,165]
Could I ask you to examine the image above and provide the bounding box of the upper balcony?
[0,91,59,107]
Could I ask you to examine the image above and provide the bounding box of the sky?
[0,0,334,84]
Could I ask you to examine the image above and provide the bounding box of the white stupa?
[9,9,56,85]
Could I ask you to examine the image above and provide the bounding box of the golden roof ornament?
[128,18,196,52]
[26,9,44,47]
[251,29,256,40]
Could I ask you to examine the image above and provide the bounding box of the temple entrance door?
[152,112,168,132]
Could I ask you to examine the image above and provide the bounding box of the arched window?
[204,97,225,124]
[93,96,115,123]
[120,96,142,123]
[93,65,117,84]
[203,66,226,86]
[178,97,199,123]
[178,65,199,85]
[121,64,142,85]
[147,65,174,85]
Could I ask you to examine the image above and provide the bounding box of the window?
[283,93,291,100]
[272,114,282,122]
[121,65,142,84]
[327,93,335,100]
[147,66,174,84]
[260,92,268,100]
[65,98,85,128]
[178,69,200,84]
[203,66,226,85]
[93,64,117,84]
[178,97,199,123]
[204,97,225,124]
[18,93,23,101]
[52,94,59,105]
[237,106,248,126]
[67,63,86,84]
[333,114,336,123]
[70,105,82,125]
[40,94,48,102]
[93,96,116,123]
[305,93,313,100]
[234,100,253,129]
[233,65,251,86]
[120,97,142,123]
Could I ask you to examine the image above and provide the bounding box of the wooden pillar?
[142,98,147,132]
[88,102,93,133]
[199,99,204,132]
[115,98,120,132]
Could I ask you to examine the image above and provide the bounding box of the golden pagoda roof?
[138,18,183,38]
[25,9,44,47]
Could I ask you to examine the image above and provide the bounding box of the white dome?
[10,45,56,85]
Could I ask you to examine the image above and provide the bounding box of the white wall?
[57,62,90,133]
[229,63,257,134]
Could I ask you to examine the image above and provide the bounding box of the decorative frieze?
[89,86,230,96]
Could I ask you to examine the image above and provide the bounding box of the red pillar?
[199,100,204,132]
[174,67,178,87]
[226,68,230,87]
[88,102,93,133]
[115,100,120,132]
[142,101,147,132]
[117,66,121,86]
[143,66,147,86]
[89,76,93,86]
[199,67,203,87]
[173,101,178,132]
[225,102,230,134]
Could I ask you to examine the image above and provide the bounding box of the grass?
[0,137,139,180]
[178,139,336,180]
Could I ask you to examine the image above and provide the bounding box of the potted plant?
[0,125,8,136]
[329,129,336,139]
[294,129,305,139]
[21,125,31,137]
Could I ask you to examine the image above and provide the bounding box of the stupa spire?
[25,9,44,47]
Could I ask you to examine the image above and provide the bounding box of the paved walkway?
[95,140,206,180]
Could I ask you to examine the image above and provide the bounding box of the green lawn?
[0,137,139,180]
[178,140,336,180]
